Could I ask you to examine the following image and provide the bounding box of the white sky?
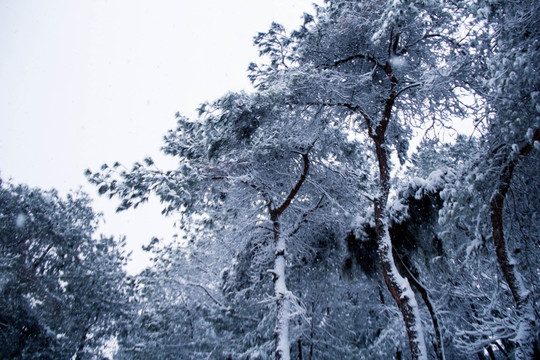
[0,0,319,273]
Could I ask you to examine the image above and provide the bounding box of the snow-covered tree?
[84,1,540,358]
[0,178,129,359]
[247,1,471,357]
[431,1,540,357]
[479,1,540,357]
[88,90,366,358]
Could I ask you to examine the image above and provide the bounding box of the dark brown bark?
[276,153,309,216]
[364,51,426,358]
[371,136,425,359]
[489,127,540,305]
[489,128,539,359]
[394,250,445,360]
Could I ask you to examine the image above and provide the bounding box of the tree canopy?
[0,178,129,359]
[4,0,539,359]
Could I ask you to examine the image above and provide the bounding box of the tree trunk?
[393,249,445,360]
[272,215,291,360]
[486,345,496,360]
[489,128,539,359]
[269,152,310,360]
[372,138,427,360]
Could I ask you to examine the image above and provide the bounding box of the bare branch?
[187,283,226,309]
[288,195,326,238]
[276,152,310,217]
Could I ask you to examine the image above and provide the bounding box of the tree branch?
[394,82,422,100]
[320,53,385,70]
[276,152,310,216]
[288,195,325,238]
[187,283,226,309]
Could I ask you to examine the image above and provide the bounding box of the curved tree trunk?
[489,128,540,360]
[372,138,427,360]
[353,50,428,359]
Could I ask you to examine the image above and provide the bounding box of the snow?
[249,350,263,359]
[273,234,291,360]
[24,294,43,308]
[416,169,446,195]
[351,210,375,233]
[466,238,483,257]
[276,299,291,360]
[382,231,428,360]
[387,196,408,223]
[15,213,26,228]
[389,56,407,69]
[274,256,287,294]
[514,300,536,359]
[526,128,534,142]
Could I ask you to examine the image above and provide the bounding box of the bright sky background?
[0,0,320,273]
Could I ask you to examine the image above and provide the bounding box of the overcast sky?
[0,0,319,273]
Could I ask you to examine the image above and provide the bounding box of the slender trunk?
[372,138,427,360]
[269,152,310,360]
[486,345,496,360]
[362,55,427,357]
[394,250,445,360]
[272,215,291,360]
[490,186,525,306]
[489,128,539,359]
[494,342,511,359]
[477,352,487,360]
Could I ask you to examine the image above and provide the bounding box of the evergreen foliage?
[4,0,540,359]
[0,178,129,359]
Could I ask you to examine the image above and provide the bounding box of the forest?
[1,0,539,359]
